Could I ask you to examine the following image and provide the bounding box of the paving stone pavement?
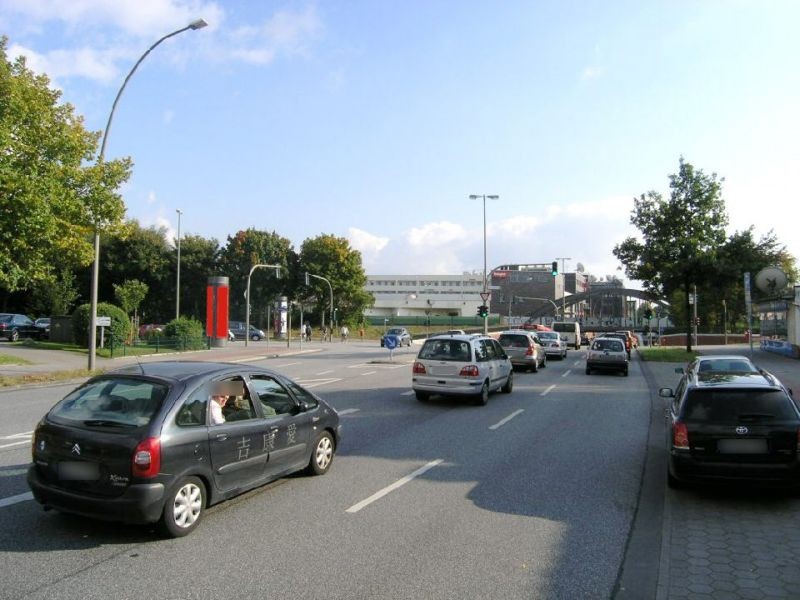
[645,346,800,600]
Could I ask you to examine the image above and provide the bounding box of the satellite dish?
[754,266,788,295]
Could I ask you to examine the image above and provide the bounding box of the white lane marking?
[337,408,360,416]
[561,369,572,378]
[361,371,376,376]
[294,378,342,389]
[489,409,524,431]
[273,362,301,368]
[0,492,33,509]
[346,459,444,514]
[347,364,369,369]
[573,360,581,367]
[317,370,334,375]
[400,391,414,396]
[1,432,34,440]
[0,440,30,449]
[541,384,556,396]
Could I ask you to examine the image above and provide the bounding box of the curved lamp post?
[469,194,499,334]
[88,19,207,370]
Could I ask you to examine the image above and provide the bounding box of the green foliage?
[113,279,149,317]
[177,234,220,321]
[72,302,130,347]
[0,38,131,293]
[26,268,80,317]
[164,316,206,350]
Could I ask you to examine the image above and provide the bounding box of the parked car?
[660,369,800,488]
[497,330,547,372]
[536,331,568,359]
[34,317,51,339]
[27,361,341,537]
[585,337,629,376]
[381,327,412,347]
[229,321,266,341]
[0,313,41,342]
[412,334,513,405]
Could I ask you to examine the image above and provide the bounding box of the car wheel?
[10,329,19,342]
[502,371,514,394]
[159,476,205,538]
[415,391,430,402]
[475,381,489,406]
[251,334,259,341]
[307,431,335,475]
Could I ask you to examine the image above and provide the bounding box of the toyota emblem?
[735,426,749,435]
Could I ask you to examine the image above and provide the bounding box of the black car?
[27,361,341,537]
[0,313,42,342]
[660,370,800,488]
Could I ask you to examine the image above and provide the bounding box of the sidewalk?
[639,345,800,600]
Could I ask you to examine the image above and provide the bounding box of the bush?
[163,317,206,350]
[72,303,131,348]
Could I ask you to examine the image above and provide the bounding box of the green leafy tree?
[164,316,206,350]
[0,38,130,297]
[26,268,80,317]
[299,234,373,329]
[72,302,130,348]
[613,158,727,351]
[217,229,294,327]
[174,234,220,321]
[114,279,149,340]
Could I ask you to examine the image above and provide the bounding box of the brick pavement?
[645,347,800,600]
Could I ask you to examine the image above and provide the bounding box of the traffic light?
[644,307,653,320]
[478,305,488,318]
[551,261,558,276]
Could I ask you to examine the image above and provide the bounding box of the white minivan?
[551,321,581,349]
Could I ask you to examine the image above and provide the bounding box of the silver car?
[536,331,568,359]
[412,334,513,405]
[498,330,547,372]
[586,337,628,376]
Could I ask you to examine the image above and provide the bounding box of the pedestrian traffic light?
[551,261,558,276]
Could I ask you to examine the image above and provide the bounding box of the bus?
[551,321,581,349]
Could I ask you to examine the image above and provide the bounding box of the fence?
[108,335,210,358]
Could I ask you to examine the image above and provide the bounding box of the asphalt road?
[0,343,653,599]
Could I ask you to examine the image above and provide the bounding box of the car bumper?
[27,466,166,524]
[412,377,484,396]
[669,452,800,486]
[587,360,627,371]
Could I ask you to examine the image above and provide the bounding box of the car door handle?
[312,416,320,423]
[215,433,228,441]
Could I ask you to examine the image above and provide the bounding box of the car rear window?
[49,377,169,428]
[419,339,471,361]
[499,335,530,348]
[592,339,624,352]
[683,389,798,423]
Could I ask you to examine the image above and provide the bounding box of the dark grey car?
[27,361,341,537]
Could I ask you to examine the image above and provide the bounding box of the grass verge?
[0,354,33,366]
[638,346,698,362]
[0,368,106,388]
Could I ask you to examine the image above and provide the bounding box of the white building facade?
[365,274,486,318]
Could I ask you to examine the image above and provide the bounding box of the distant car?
[586,337,629,376]
[497,330,547,372]
[536,331,568,359]
[0,313,41,342]
[27,361,341,537]
[34,317,51,339]
[229,321,266,341]
[381,327,412,347]
[660,368,800,488]
[138,323,164,338]
[412,334,513,405]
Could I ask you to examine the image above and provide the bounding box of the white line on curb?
[0,440,30,450]
[346,459,444,514]
[489,409,524,430]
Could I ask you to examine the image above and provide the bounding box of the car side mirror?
[658,387,675,398]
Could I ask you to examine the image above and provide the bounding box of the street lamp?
[175,209,182,321]
[469,194,499,334]
[87,18,208,370]
[246,264,281,347]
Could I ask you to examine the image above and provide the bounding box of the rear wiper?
[737,413,775,421]
[83,419,136,428]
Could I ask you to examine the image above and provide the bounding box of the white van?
[551,321,581,349]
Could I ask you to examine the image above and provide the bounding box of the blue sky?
[3,1,799,284]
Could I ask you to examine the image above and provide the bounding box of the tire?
[251,334,259,341]
[501,371,514,394]
[475,382,489,406]
[159,476,205,538]
[307,431,335,476]
[10,329,19,342]
[415,390,430,402]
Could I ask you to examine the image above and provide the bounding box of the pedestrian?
[359,326,364,341]
[340,325,349,342]
[305,323,312,341]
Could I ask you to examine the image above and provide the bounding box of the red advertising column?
[206,276,230,347]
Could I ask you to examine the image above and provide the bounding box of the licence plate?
[58,461,100,481]
[717,439,767,454]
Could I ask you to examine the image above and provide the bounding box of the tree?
[613,158,727,351]
[299,234,373,328]
[25,268,80,317]
[114,279,149,340]
[175,234,221,321]
[0,38,131,297]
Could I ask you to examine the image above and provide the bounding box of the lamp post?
[246,264,281,347]
[87,18,207,371]
[175,209,182,321]
[469,194,499,334]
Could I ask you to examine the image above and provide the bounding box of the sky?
[3,0,799,286]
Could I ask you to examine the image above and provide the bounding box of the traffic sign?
[480,292,491,302]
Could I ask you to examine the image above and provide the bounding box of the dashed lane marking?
[541,384,556,396]
[346,459,444,514]
[489,410,524,431]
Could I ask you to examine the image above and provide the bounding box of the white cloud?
[8,43,121,85]
[581,65,605,81]
[348,227,388,254]
[407,221,468,248]
[146,191,158,205]
[227,6,323,64]
[489,216,540,238]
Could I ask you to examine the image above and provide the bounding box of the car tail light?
[132,437,161,479]
[412,361,426,374]
[672,422,689,450]
[459,365,480,377]
[525,346,534,356]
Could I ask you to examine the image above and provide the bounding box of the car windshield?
[697,360,758,373]
[419,339,471,361]
[49,377,169,428]
[683,389,797,423]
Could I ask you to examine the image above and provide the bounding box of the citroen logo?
[38,440,46,452]
[71,443,81,455]
[735,426,749,435]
